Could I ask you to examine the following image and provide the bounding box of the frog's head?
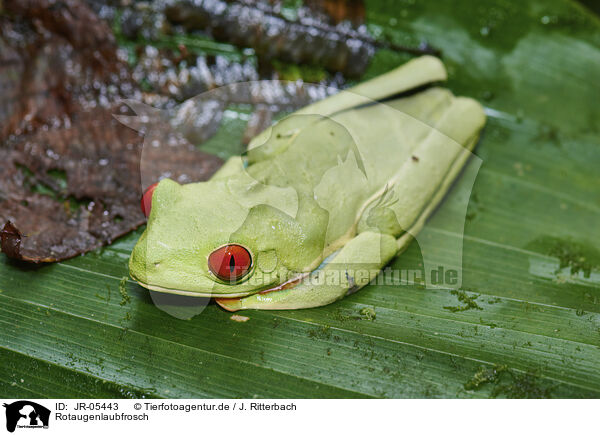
[129,175,327,298]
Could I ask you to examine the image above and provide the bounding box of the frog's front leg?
[216,231,398,311]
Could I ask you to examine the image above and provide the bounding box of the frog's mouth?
[131,272,307,301]
[214,273,308,311]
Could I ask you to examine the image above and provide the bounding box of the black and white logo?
[3,401,50,433]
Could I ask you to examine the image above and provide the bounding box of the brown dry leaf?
[0,0,223,262]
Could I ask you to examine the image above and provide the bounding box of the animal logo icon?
[3,401,50,433]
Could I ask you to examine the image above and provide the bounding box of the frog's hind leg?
[358,95,485,267]
[216,231,398,311]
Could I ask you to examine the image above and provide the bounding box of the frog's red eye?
[141,182,159,218]
[208,244,253,283]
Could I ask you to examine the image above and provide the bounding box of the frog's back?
[243,57,485,248]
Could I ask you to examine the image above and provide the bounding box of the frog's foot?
[215,231,398,311]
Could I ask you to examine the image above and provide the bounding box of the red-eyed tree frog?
[129,56,486,311]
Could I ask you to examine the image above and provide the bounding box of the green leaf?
[1,0,600,398]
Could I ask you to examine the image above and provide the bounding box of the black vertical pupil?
[229,255,236,273]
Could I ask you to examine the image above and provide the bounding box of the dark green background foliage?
[1,0,599,398]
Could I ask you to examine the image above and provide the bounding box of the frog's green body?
[129,56,486,310]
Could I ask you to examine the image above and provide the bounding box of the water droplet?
[540,15,557,25]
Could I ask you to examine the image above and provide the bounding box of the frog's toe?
[215,297,243,312]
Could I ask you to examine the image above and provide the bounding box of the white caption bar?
[0,399,596,434]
